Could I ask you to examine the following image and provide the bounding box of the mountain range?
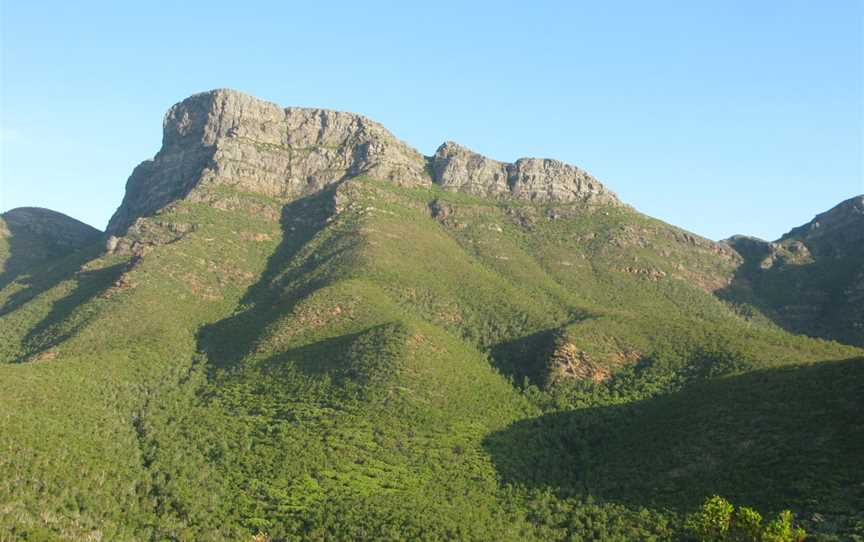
[1,89,862,541]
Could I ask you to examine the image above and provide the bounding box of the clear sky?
[1,1,862,241]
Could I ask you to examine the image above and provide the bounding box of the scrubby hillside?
[722,195,864,347]
[1,90,861,541]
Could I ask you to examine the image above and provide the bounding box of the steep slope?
[106,89,621,237]
[1,90,861,541]
[722,195,864,346]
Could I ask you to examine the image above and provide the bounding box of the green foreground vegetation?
[1,178,862,541]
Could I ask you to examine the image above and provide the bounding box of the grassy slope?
[0,179,861,541]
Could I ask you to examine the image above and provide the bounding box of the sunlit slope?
[1,178,861,541]
[1,189,285,540]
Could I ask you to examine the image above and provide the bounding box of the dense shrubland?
[1,180,861,540]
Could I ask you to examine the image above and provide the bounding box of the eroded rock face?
[431,142,511,197]
[107,89,621,236]
[432,141,620,205]
[107,89,431,235]
[724,235,779,269]
[547,342,612,384]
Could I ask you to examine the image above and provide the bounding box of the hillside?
[1,89,861,541]
[0,207,101,289]
[722,195,864,346]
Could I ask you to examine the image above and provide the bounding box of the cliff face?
[107,89,620,235]
[432,141,619,205]
[107,89,431,235]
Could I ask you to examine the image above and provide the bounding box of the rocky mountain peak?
[107,89,620,235]
[107,89,431,235]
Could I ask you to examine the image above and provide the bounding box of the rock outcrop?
[724,235,779,270]
[780,195,864,259]
[547,341,612,384]
[431,141,619,204]
[107,89,621,235]
[107,89,431,235]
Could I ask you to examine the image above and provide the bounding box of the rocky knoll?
[432,141,619,204]
[107,89,620,235]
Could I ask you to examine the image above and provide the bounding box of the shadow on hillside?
[0,243,104,317]
[483,357,864,516]
[0,217,50,291]
[196,189,341,371]
[0,237,27,293]
[715,251,864,347]
[257,330,365,377]
[16,261,126,361]
[489,328,558,385]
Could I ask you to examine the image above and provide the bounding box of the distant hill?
[1,89,861,541]
[722,195,864,346]
[0,206,101,289]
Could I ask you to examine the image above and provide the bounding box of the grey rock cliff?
[431,141,619,204]
[107,89,620,235]
[107,89,431,235]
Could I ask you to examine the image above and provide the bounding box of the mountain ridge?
[722,194,864,346]
[106,88,621,236]
[1,90,862,541]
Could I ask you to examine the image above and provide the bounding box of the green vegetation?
[685,496,805,542]
[720,198,864,347]
[1,179,861,540]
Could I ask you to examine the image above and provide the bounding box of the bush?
[687,497,805,542]
[730,506,762,542]
[686,496,734,542]
[762,510,806,542]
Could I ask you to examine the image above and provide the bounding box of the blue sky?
[1,1,862,240]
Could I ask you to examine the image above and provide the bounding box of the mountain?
[1,89,861,541]
[0,207,101,289]
[105,89,619,237]
[722,195,864,346]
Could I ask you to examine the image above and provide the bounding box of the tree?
[686,496,805,542]
[686,495,734,542]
